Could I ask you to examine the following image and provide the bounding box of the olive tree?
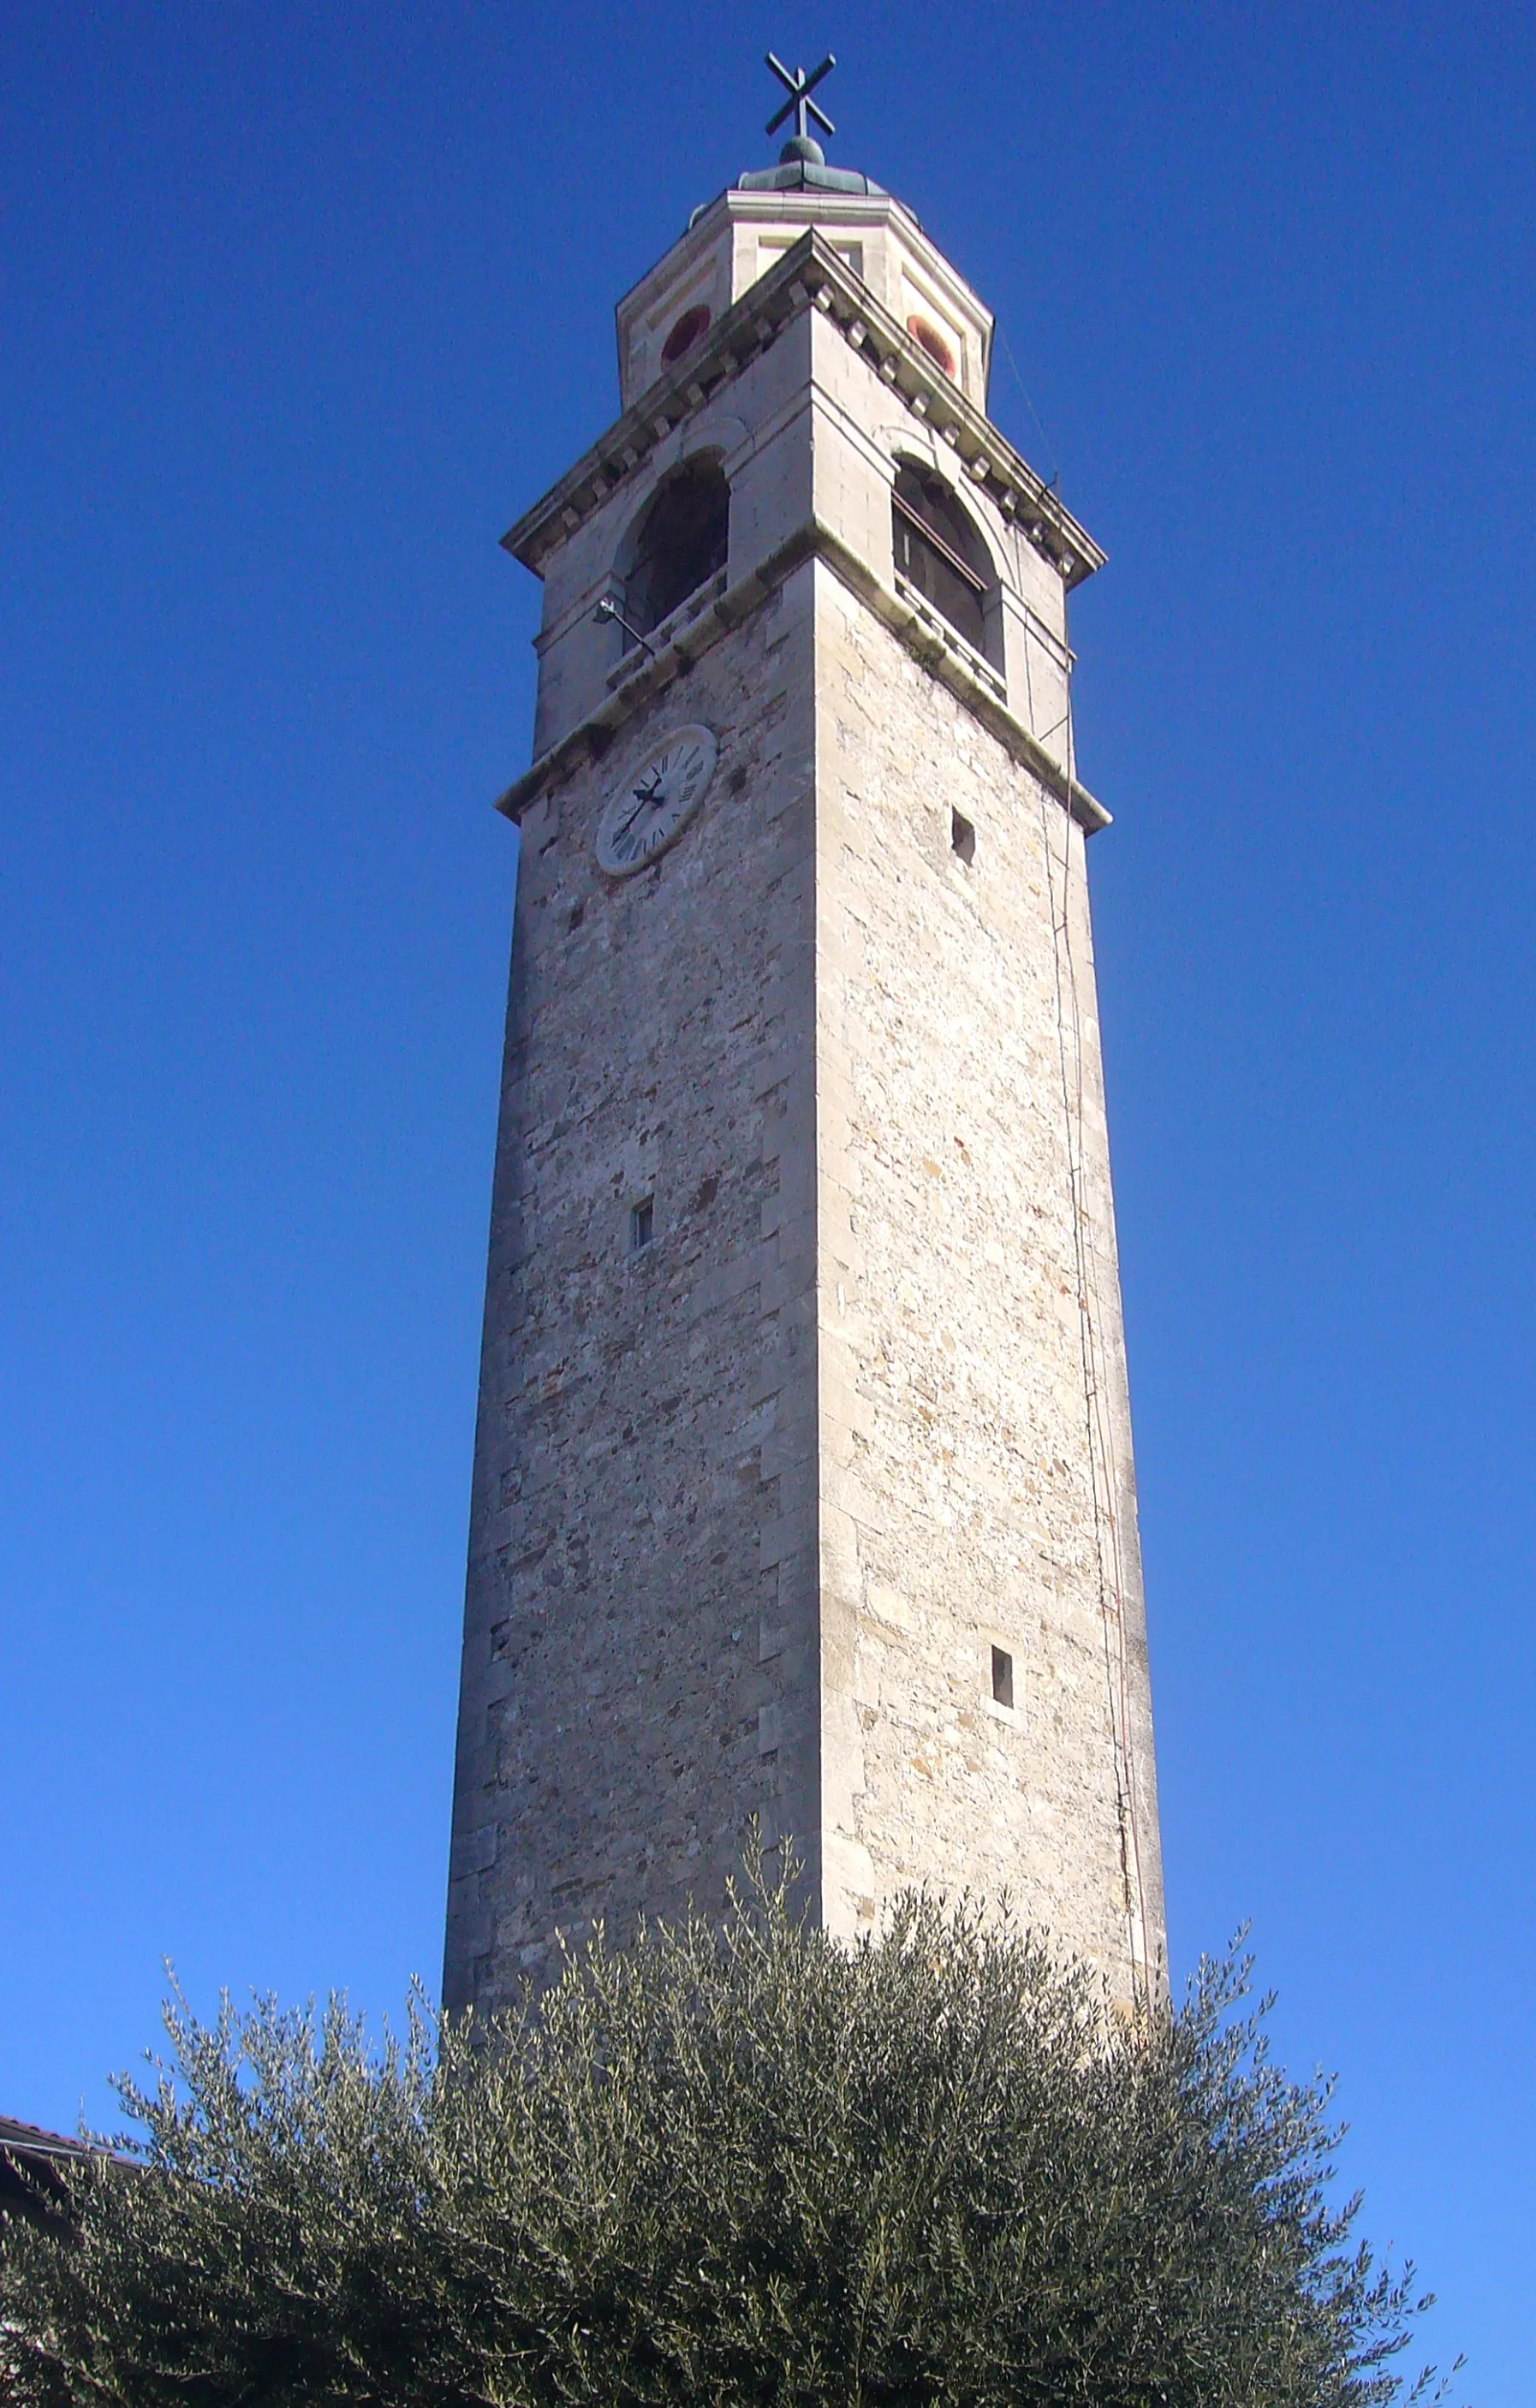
[0,1861,1454,2407]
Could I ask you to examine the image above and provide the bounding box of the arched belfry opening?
[891,461,1000,669]
[622,457,729,642]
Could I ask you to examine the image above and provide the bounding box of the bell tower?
[444,69,1165,2016]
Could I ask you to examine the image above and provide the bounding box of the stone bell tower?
[444,68,1165,2018]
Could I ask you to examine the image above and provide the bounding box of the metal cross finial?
[765,50,836,146]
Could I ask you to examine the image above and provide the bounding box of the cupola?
[616,56,993,413]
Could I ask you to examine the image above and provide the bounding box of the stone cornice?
[493,517,1110,837]
[502,230,1105,590]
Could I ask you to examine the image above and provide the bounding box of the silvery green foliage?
[1,1863,1454,2407]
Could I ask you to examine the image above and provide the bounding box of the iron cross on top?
[765,50,836,146]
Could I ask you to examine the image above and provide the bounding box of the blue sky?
[3,2,1531,2393]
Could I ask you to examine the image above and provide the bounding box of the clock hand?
[616,772,664,841]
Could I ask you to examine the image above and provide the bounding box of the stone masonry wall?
[445,555,1165,2013]
[444,566,825,2016]
[811,567,1164,2001]
[447,241,1165,2014]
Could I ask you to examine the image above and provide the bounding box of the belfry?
[444,65,1165,2016]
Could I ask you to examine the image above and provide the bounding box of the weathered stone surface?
[445,578,824,2009]
[810,571,1162,1993]
[444,192,1164,2021]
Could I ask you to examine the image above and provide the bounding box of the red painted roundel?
[907,314,956,378]
[662,305,711,367]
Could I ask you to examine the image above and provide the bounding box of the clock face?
[596,724,717,877]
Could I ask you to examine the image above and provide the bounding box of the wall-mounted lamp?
[592,595,658,660]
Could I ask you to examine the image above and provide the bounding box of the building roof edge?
[502,231,1104,590]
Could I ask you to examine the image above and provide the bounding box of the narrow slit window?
[951,809,976,865]
[629,1197,654,1252]
[991,1644,1014,1709]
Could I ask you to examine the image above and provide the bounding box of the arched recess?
[618,455,729,643]
[890,459,1003,671]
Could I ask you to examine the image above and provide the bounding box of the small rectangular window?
[951,809,975,865]
[991,1644,1014,1710]
[629,1197,654,1252]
